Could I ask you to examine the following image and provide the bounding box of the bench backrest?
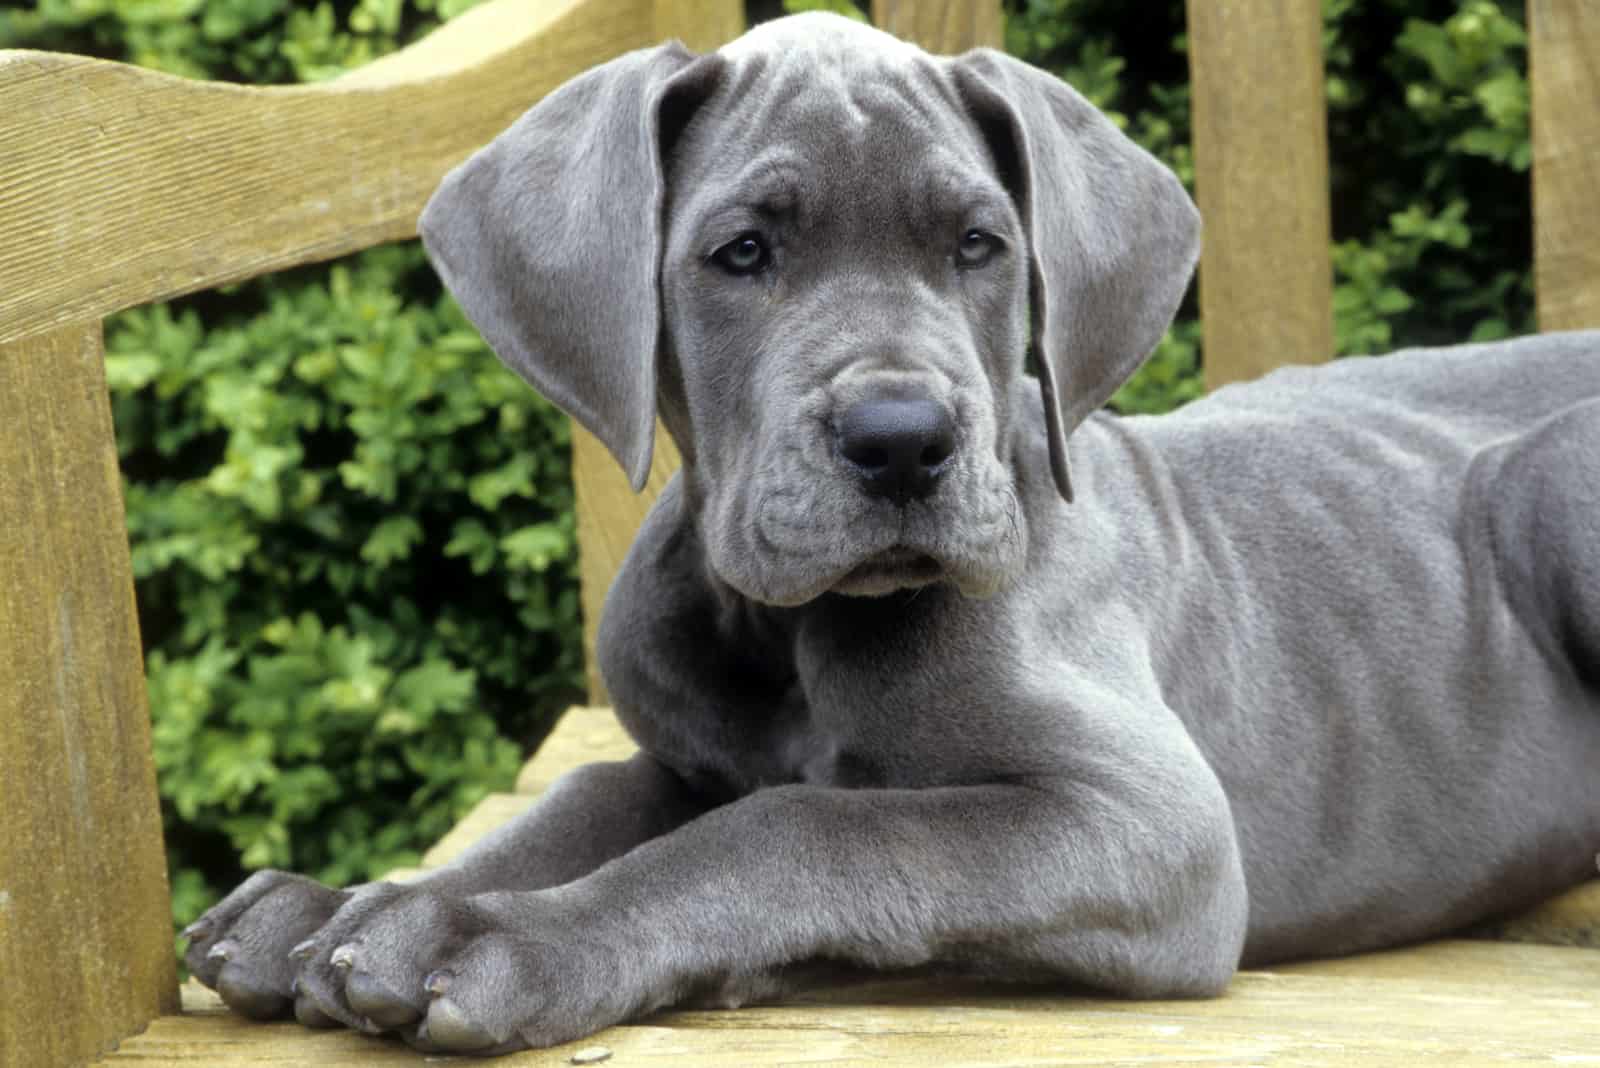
[2,2,1596,1065]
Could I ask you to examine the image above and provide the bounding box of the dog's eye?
[711,233,772,275]
[956,229,999,268]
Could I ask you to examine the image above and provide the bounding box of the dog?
[181,13,1600,1055]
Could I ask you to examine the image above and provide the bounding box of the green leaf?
[500,523,570,572]
[361,516,424,565]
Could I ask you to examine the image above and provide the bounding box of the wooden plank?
[1186,0,1333,386]
[0,0,660,345]
[873,0,1003,52]
[1529,0,1600,331]
[108,939,1600,1065]
[515,705,638,795]
[0,322,178,1068]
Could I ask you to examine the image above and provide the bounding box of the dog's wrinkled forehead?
[683,14,997,214]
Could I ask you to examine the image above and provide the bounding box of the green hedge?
[2,0,1535,949]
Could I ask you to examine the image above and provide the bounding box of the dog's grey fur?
[184,14,1600,1055]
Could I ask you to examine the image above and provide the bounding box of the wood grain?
[873,0,1003,52]
[0,322,178,1068]
[1186,0,1334,386]
[1530,0,1600,331]
[109,939,1600,1065]
[0,0,658,345]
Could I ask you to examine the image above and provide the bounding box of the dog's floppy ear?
[420,43,723,491]
[949,49,1199,502]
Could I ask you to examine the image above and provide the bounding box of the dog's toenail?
[207,940,237,963]
[290,977,301,997]
[289,938,318,961]
[330,944,357,971]
[181,920,211,941]
[423,970,453,997]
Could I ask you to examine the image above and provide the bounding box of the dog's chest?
[643,591,986,796]
[765,590,1006,791]
[677,678,926,795]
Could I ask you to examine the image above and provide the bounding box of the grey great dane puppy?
[182,12,1600,1055]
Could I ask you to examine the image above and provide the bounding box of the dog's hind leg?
[1484,398,1600,686]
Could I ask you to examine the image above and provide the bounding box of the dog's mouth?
[830,544,946,597]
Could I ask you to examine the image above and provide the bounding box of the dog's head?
[421,14,1197,607]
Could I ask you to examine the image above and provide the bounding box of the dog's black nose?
[836,398,956,503]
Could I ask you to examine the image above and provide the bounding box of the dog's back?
[1069,330,1600,961]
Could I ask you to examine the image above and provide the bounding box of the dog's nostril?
[920,439,954,467]
[846,445,890,471]
[836,397,957,502]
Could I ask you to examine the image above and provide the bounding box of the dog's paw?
[289,889,634,1053]
[182,869,352,1023]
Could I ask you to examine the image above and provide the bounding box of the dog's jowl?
[182,14,1600,1054]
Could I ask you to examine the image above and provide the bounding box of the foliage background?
[0,0,1535,951]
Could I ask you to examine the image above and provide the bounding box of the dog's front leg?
[305,774,1248,1054]
[185,752,712,1027]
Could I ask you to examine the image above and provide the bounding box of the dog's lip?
[833,544,946,594]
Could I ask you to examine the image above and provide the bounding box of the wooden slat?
[574,427,683,703]
[0,0,660,345]
[0,322,178,1068]
[515,704,638,794]
[1530,0,1600,331]
[873,0,1003,52]
[1186,0,1333,386]
[108,939,1600,1065]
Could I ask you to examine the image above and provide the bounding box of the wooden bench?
[2,0,1598,1064]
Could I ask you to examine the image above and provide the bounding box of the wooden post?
[1529,0,1600,332]
[1186,0,1333,387]
[0,322,179,1068]
[874,0,1003,52]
